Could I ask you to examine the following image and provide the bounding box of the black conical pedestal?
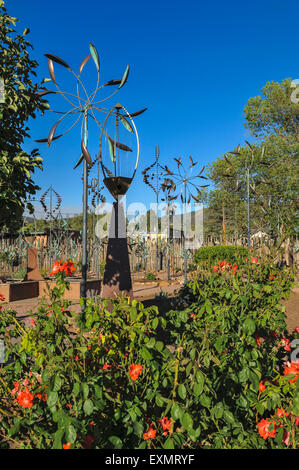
[100,200,133,300]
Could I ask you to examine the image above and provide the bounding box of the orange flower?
[61,261,76,276]
[251,257,258,264]
[11,381,20,395]
[255,334,263,347]
[159,416,172,432]
[129,364,143,381]
[212,265,219,272]
[63,443,72,449]
[258,418,276,439]
[283,362,299,383]
[232,264,238,274]
[49,260,62,276]
[17,388,34,408]
[143,425,157,440]
[258,381,266,392]
[275,408,289,418]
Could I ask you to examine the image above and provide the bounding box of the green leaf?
[65,424,76,444]
[47,391,58,408]
[141,346,153,361]
[178,384,187,400]
[52,428,64,449]
[163,437,175,449]
[171,403,182,420]
[81,383,89,400]
[53,375,62,392]
[243,318,256,335]
[83,399,94,415]
[108,436,123,449]
[182,412,193,431]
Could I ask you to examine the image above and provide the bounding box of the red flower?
[0,293,5,301]
[220,261,227,268]
[268,274,276,281]
[255,334,263,347]
[294,327,299,334]
[11,381,20,395]
[129,364,143,381]
[49,260,62,276]
[251,257,258,264]
[102,363,111,370]
[258,381,266,392]
[143,425,157,440]
[283,362,299,383]
[275,408,289,418]
[232,264,238,274]
[212,265,219,272]
[84,434,94,449]
[66,403,73,409]
[17,388,34,408]
[258,418,276,439]
[159,417,172,432]
[63,443,72,449]
[61,261,75,277]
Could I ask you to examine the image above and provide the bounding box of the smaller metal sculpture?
[161,156,209,284]
[221,142,271,249]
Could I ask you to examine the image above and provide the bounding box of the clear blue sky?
[8,0,299,216]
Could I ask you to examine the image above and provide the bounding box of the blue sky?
[8,0,299,216]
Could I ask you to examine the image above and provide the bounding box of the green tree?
[0,0,47,232]
[207,79,299,242]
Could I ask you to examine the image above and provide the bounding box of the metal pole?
[156,145,159,274]
[49,185,52,269]
[184,181,187,285]
[81,110,88,309]
[96,156,100,280]
[247,167,250,250]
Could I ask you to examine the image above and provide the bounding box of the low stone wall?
[0,279,101,302]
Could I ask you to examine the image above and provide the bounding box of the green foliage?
[0,256,297,449]
[194,245,249,265]
[0,1,48,232]
[145,272,157,281]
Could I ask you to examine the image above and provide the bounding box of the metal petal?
[108,136,132,152]
[48,120,61,146]
[119,115,134,133]
[47,59,57,85]
[81,139,92,165]
[73,154,84,169]
[44,53,71,70]
[79,54,91,77]
[118,65,129,89]
[122,108,147,118]
[35,134,63,143]
[36,89,57,97]
[103,79,122,86]
[89,43,100,72]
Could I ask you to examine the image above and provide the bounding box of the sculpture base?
[100,201,133,301]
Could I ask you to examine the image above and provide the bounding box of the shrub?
[145,272,157,281]
[194,245,249,265]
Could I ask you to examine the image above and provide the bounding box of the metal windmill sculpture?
[160,177,177,280]
[221,142,271,250]
[98,100,145,301]
[40,185,62,268]
[161,156,208,284]
[36,43,146,307]
[142,145,167,273]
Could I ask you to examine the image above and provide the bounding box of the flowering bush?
[0,257,297,449]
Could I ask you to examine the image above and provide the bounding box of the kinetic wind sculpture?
[142,145,167,273]
[40,185,62,269]
[221,142,271,250]
[36,43,146,306]
[99,102,145,300]
[162,156,209,284]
